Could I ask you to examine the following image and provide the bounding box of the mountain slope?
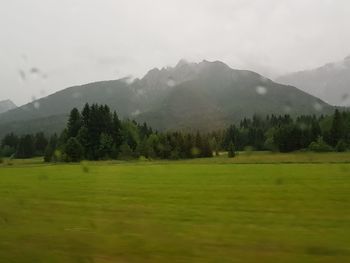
[0,100,16,114]
[0,114,67,138]
[0,60,333,136]
[276,56,350,106]
[0,80,136,124]
[136,61,332,130]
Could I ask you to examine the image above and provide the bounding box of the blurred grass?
[210,151,350,164]
[0,154,350,262]
[2,152,350,167]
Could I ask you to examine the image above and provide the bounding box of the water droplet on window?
[30,67,40,74]
[81,161,90,173]
[167,78,176,87]
[121,75,134,85]
[30,67,40,80]
[256,86,267,95]
[72,92,82,99]
[33,101,40,109]
[284,106,292,113]
[313,102,323,111]
[18,70,26,81]
[131,109,141,116]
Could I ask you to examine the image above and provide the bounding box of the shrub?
[170,149,180,160]
[335,140,347,152]
[98,133,114,160]
[228,142,236,158]
[138,155,148,161]
[308,136,333,152]
[119,143,133,160]
[1,145,16,157]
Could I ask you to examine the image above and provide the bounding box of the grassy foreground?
[0,153,350,263]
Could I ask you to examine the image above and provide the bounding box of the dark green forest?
[1,104,349,162]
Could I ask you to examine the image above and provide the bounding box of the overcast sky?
[1,0,350,105]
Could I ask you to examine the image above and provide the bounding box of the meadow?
[0,152,350,263]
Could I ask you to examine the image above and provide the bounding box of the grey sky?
[1,0,349,105]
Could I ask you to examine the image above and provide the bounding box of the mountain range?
[0,60,333,137]
[0,100,16,114]
[276,55,350,106]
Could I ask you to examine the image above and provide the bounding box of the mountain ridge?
[0,99,17,114]
[0,60,333,136]
[276,55,350,106]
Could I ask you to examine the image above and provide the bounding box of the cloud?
[0,0,349,105]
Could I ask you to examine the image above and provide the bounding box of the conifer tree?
[81,103,90,127]
[34,132,48,156]
[16,135,35,158]
[64,137,83,162]
[194,132,203,157]
[201,136,213,157]
[330,109,343,146]
[67,108,82,138]
[44,134,58,162]
[112,111,123,149]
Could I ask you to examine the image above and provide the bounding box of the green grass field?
[1,153,350,263]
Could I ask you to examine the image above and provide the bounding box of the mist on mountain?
[0,60,332,136]
[276,56,350,106]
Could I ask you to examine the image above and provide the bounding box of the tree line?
[220,109,350,153]
[0,104,213,162]
[1,105,349,162]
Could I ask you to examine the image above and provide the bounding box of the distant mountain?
[276,56,350,106]
[0,60,333,137]
[0,100,16,114]
[135,61,332,130]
